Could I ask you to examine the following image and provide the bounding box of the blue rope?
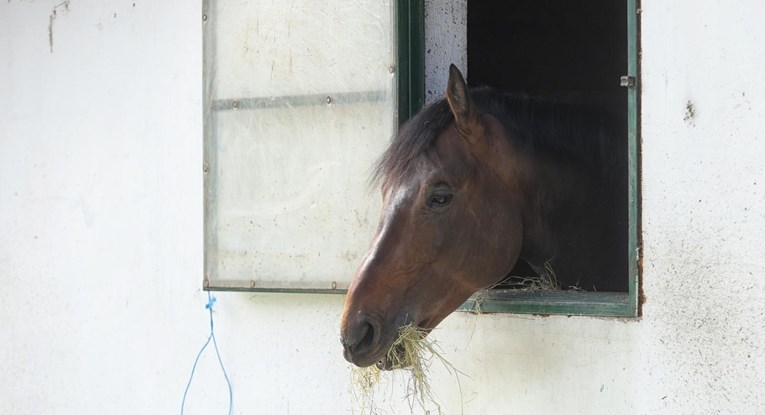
[181,292,233,415]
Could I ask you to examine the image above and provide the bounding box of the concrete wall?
[424,0,466,104]
[1,1,763,414]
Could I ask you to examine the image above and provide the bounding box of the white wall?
[424,0,467,104]
[1,1,763,414]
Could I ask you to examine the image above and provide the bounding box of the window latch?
[620,75,636,88]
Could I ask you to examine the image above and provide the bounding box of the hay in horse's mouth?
[351,324,459,414]
[376,343,407,370]
[375,324,427,371]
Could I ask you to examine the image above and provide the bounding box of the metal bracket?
[620,75,636,88]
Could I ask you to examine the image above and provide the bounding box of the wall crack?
[48,0,70,53]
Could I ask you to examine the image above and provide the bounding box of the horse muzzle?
[341,314,386,367]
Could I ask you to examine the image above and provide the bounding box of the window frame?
[457,0,641,317]
[203,0,641,319]
[202,0,424,294]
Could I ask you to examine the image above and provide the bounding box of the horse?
[340,65,627,368]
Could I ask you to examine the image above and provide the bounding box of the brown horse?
[340,65,626,368]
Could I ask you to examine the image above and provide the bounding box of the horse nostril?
[343,317,381,358]
[355,322,375,352]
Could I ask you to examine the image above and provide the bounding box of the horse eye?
[427,192,453,209]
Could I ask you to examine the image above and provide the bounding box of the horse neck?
[505,151,615,277]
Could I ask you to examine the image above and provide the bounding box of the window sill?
[458,290,637,317]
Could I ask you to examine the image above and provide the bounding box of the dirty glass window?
[203,1,396,291]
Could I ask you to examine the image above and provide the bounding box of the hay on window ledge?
[491,260,583,292]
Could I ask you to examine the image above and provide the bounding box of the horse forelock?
[370,99,455,189]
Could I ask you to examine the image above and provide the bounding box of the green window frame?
[396,0,425,124]
[204,0,640,318]
[457,0,641,317]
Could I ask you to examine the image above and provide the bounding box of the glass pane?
[204,1,396,290]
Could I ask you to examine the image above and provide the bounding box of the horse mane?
[372,86,622,187]
[371,97,453,186]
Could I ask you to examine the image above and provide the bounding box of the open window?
[202,1,423,292]
[457,0,640,316]
[203,0,639,317]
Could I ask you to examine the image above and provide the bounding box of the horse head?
[340,65,526,368]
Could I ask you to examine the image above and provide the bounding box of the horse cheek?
[477,197,522,287]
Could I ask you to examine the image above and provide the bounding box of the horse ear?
[445,64,483,141]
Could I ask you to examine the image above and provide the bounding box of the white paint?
[1,1,764,414]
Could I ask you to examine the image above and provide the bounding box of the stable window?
[457,0,640,316]
[203,1,423,291]
[203,0,639,317]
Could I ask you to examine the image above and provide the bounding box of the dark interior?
[468,0,629,291]
[468,0,627,117]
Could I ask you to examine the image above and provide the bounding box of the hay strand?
[489,260,583,292]
[351,324,461,414]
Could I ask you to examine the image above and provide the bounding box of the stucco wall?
[1,1,763,414]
